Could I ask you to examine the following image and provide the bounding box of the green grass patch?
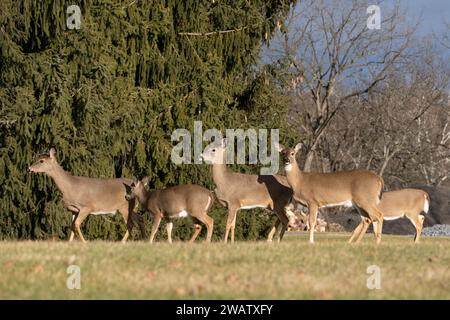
[1,233,449,299]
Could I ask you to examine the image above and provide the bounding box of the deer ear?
[142,176,150,186]
[49,148,56,159]
[294,143,303,154]
[132,176,138,184]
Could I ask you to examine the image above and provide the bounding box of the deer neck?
[46,163,75,196]
[212,163,231,188]
[285,161,303,190]
[136,188,152,206]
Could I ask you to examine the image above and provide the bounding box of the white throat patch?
[285,164,293,172]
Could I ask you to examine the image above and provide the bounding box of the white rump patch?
[91,211,117,216]
[239,205,267,210]
[383,215,404,221]
[177,211,189,218]
[285,164,293,172]
[423,199,429,213]
[320,200,353,208]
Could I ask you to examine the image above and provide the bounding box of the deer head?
[29,148,58,173]
[125,177,149,201]
[277,143,302,168]
[201,138,227,164]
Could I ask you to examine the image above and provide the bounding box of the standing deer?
[125,178,214,243]
[28,148,146,243]
[350,189,429,243]
[277,143,385,244]
[200,138,295,243]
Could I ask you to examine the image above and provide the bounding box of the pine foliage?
[0,0,294,240]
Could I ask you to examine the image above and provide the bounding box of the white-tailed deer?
[277,143,385,244]
[351,188,429,243]
[28,148,146,243]
[200,138,295,243]
[125,178,214,243]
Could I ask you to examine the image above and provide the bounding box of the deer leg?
[308,204,318,244]
[414,215,424,243]
[129,197,147,240]
[194,214,214,243]
[277,207,292,242]
[189,216,203,242]
[348,206,367,243]
[135,213,147,240]
[69,212,77,242]
[120,199,146,243]
[204,215,214,242]
[348,220,364,243]
[277,222,287,243]
[125,197,147,241]
[149,213,162,244]
[372,217,383,244]
[224,206,238,244]
[267,220,280,242]
[120,209,132,243]
[74,209,90,243]
[166,221,173,243]
[121,212,146,243]
[272,206,290,242]
[230,211,238,243]
[269,212,289,243]
[408,214,424,243]
[355,217,372,243]
[190,224,202,242]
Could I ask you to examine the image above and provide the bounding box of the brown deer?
[28,148,146,243]
[277,143,385,244]
[125,178,214,243]
[350,188,429,243]
[200,138,295,243]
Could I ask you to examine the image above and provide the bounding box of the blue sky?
[400,0,449,34]
[261,0,450,62]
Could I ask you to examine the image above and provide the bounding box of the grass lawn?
[1,233,449,299]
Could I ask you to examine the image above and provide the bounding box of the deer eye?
[290,152,294,156]
[39,160,44,163]
[212,149,216,152]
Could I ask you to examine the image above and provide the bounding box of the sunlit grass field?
[1,233,450,299]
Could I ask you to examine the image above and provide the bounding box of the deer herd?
[28,139,430,244]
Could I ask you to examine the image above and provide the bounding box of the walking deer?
[125,178,214,243]
[200,138,295,243]
[277,143,385,244]
[351,188,429,243]
[28,148,146,242]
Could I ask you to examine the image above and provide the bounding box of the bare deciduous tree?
[267,0,415,171]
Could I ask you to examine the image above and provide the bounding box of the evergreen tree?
[0,0,295,240]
